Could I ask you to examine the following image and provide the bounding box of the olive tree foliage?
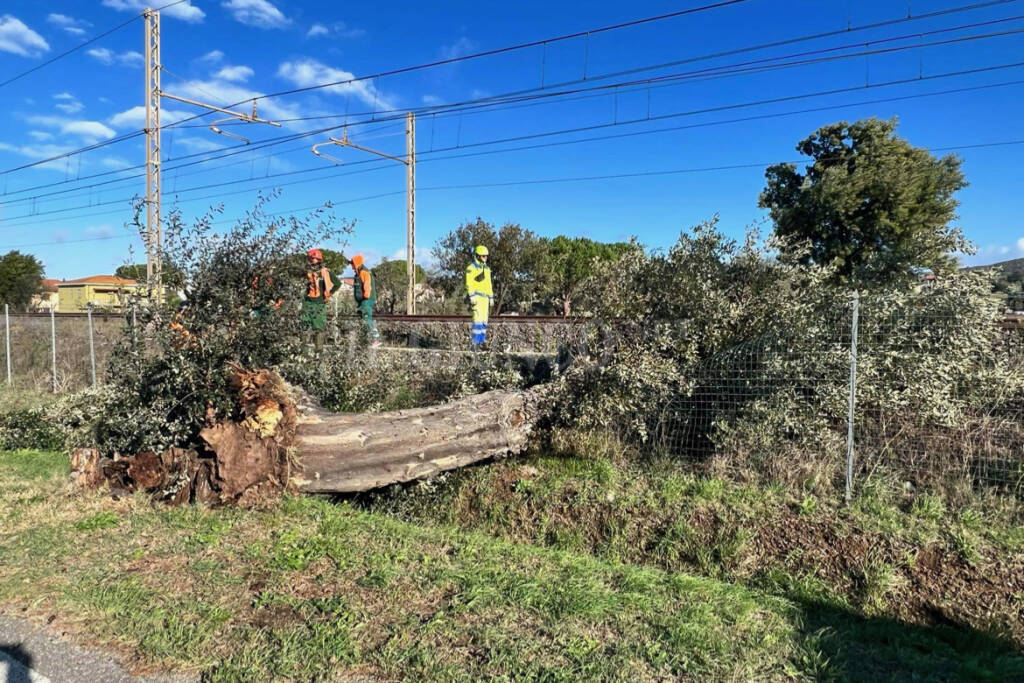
[760,117,969,288]
[551,216,1022,490]
[431,218,547,313]
[58,197,352,456]
[0,250,44,311]
[552,217,814,438]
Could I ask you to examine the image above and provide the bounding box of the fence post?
[132,303,137,350]
[845,290,860,504]
[50,307,57,394]
[4,304,10,386]
[88,307,97,387]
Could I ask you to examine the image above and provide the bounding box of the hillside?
[964,256,1024,276]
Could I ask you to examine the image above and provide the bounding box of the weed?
[912,493,947,521]
[949,526,980,564]
[796,494,818,516]
[74,511,120,531]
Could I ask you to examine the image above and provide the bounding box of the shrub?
[0,408,63,451]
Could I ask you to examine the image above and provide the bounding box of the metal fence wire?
[4,297,1023,499]
[654,292,1024,499]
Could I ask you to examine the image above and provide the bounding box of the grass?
[2,450,1021,680]
[363,432,1024,653]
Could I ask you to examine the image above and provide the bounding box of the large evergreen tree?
[0,251,44,312]
[760,118,968,287]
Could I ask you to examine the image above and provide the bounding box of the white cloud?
[119,50,144,66]
[1000,246,1011,255]
[176,137,226,153]
[1017,238,1024,252]
[99,157,132,170]
[161,78,304,126]
[441,36,477,61]
[307,21,365,39]
[421,94,443,106]
[54,92,84,114]
[28,131,53,141]
[64,120,118,140]
[108,105,190,129]
[87,47,143,67]
[222,0,290,29]
[0,15,50,57]
[389,246,436,268]
[47,13,91,36]
[27,115,116,141]
[86,47,113,64]
[0,141,78,170]
[277,58,395,110]
[101,0,205,23]
[214,65,254,83]
[85,225,115,238]
[199,50,225,63]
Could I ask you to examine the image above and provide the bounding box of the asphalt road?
[0,612,197,683]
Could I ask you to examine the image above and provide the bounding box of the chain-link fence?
[3,308,129,393]
[1,308,583,393]
[654,292,1024,499]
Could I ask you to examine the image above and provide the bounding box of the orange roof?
[60,275,138,286]
[41,278,60,292]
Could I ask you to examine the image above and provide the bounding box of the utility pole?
[405,112,416,314]
[312,112,418,314]
[143,7,162,300]
[142,8,280,307]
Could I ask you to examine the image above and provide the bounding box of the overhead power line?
[0,0,194,88]
[5,63,1024,228]
[172,0,1024,130]
[7,134,1022,246]
[6,12,1024,201]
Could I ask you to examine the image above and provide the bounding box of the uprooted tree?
[66,197,547,504]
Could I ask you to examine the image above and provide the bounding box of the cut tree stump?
[291,386,543,493]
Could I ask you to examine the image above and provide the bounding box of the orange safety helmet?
[307,248,324,261]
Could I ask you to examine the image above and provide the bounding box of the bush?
[0,408,63,451]
[77,197,351,456]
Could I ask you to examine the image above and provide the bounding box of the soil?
[742,509,1024,647]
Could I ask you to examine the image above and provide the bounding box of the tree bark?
[291,386,544,493]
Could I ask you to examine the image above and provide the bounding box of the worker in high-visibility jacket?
[302,248,335,350]
[350,254,381,347]
[465,245,493,346]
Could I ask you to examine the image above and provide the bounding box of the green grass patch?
[0,449,68,481]
[1,450,1022,681]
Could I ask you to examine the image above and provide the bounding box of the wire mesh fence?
[2,310,129,393]
[5,294,1023,500]
[653,291,1024,499]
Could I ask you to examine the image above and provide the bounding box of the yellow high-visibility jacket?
[465,259,493,299]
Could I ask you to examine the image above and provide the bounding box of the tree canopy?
[115,262,186,289]
[0,251,44,312]
[371,259,427,313]
[431,218,547,313]
[539,236,634,316]
[759,117,968,287]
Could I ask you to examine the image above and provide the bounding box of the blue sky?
[0,0,1022,279]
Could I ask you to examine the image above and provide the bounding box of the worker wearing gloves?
[301,248,334,350]
[465,245,493,347]
[350,254,381,347]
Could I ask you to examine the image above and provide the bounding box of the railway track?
[9,311,588,323]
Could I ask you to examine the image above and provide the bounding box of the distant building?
[57,275,142,313]
[30,279,61,312]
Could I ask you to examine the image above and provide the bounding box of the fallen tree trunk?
[292,386,543,493]
[73,368,545,503]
